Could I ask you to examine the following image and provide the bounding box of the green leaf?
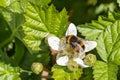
[28,0,51,6]
[0,0,13,7]
[18,50,37,70]
[0,0,24,13]
[97,21,120,63]
[77,12,120,41]
[77,12,120,40]
[108,12,120,20]
[0,0,6,7]
[0,6,24,48]
[80,68,93,80]
[0,13,12,45]
[22,2,68,50]
[6,0,24,13]
[95,3,116,14]
[93,61,118,80]
[117,0,120,7]
[0,62,21,80]
[13,38,25,66]
[77,16,113,40]
[108,62,118,80]
[37,51,50,65]
[0,49,11,63]
[52,65,82,80]
[0,0,16,7]
[117,67,120,80]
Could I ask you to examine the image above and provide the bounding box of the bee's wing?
[84,41,97,52]
[65,23,77,36]
[76,44,84,53]
[48,36,60,50]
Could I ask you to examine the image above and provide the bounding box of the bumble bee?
[65,23,97,54]
[47,23,97,54]
[66,35,85,53]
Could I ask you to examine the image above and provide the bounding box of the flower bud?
[67,60,79,71]
[31,62,43,74]
[84,54,96,66]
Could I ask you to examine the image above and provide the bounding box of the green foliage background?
[0,0,120,80]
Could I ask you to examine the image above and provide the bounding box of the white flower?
[47,23,97,68]
[56,55,89,68]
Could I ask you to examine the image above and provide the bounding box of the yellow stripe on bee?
[67,35,73,43]
[79,42,84,46]
[74,47,79,52]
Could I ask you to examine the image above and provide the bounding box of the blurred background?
[51,0,118,25]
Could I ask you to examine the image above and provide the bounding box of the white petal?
[74,58,89,68]
[84,41,97,52]
[65,23,77,36]
[48,36,60,50]
[56,56,68,66]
